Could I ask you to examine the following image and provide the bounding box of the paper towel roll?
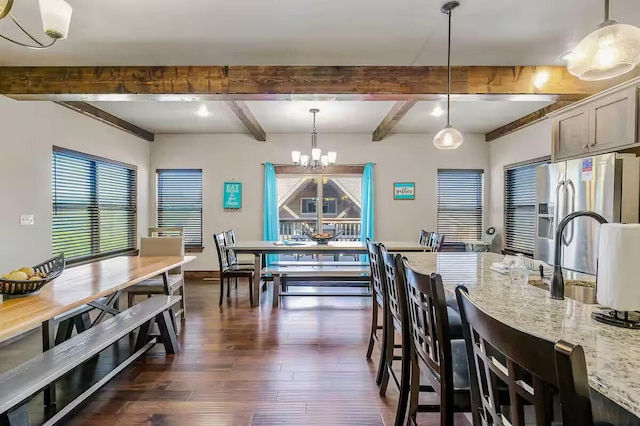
[596,224,640,311]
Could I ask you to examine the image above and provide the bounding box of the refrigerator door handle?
[554,179,565,239]
[564,179,576,246]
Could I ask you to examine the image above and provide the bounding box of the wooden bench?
[263,265,371,307]
[269,260,369,267]
[0,295,181,426]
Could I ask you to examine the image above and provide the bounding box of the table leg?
[41,319,56,406]
[252,253,261,307]
[273,275,280,308]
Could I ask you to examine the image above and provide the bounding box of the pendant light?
[567,0,640,81]
[291,109,336,169]
[0,0,72,49]
[433,1,463,150]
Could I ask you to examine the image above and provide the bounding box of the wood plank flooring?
[0,280,471,425]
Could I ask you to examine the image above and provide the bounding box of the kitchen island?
[402,251,640,423]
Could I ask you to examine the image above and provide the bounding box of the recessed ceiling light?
[194,104,211,118]
[533,70,550,89]
[431,106,445,117]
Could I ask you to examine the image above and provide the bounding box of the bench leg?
[41,319,56,407]
[272,275,280,308]
[74,312,92,333]
[135,318,155,352]
[0,405,29,426]
[156,310,179,354]
[54,318,74,345]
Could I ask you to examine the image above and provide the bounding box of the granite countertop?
[401,252,640,419]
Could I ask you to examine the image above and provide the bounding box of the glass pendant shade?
[39,0,72,39]
[311,148,321,161]
[327,151,336,164]
[291,151,301,163]
[433,126,464,150]
[320,155,329,167]
[567,22,640,81]
[300,155,309,166]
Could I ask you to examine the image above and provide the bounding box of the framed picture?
[394,182,415,200]
[223,182,242,209]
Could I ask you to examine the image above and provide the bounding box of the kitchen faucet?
[551,210,608,300]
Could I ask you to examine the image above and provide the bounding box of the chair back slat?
[455,286,595,426]
[428,232,445,252]
[419,230,432,246]
[224,229,240,266]
[380,245,406,333]
[402,260,454,388]
[366,239,385,305]
[214,232,230,270]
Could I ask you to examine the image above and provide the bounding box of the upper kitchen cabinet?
[551,78,640,162]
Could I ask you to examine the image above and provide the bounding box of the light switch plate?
[20,214,34,226]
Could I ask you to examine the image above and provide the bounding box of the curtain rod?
[261,163,376,166]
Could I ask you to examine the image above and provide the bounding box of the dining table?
[232,240,429,307]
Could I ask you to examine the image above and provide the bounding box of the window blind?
[504,161,546,255]
[157,169,203,248]
[437,169,484,242]
[52,147,137,263]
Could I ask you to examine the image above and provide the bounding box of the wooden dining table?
[232,240,429,306]
[0,255,195,346]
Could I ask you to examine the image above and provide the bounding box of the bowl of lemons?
[0,254,65,297]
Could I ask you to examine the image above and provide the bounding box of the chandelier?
[0,0,72,49]
[291,108,337,169]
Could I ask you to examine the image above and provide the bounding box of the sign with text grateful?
[394,182,415,200]
[223,182,242,209]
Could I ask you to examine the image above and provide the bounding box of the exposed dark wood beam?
[56,101,154,142]
[484,101,576,142]
[225,100,266,141]
[1,66,635,101]
[372,100,417,141]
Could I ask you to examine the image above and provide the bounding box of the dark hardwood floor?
[0,280,471,425]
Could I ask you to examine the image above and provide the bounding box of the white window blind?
[437,169,484,242]
[52,147,137,263]
[157,169,203,248]
[504,161,547,255]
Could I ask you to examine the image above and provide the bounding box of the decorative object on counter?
[0,253,65,297]
[490,254,552,276]
[566,0,640,81]
[551,210,607,300]
[509,254,530,286]
[291,109,336,170]
[0,0,72,49]
[304,231,343,244]
[433,1,463,150]
[593,223,640,329]
[463,226,496,252]
[223,181,242,209]
[393,182,415,200]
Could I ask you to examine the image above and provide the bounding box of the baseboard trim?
[185,270,220,280]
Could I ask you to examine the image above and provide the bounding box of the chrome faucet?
[551,210,607,300]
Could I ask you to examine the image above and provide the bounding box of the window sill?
[186,246,204,253]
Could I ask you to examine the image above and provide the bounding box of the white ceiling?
[0,0,639,66]
[89,100,553,135]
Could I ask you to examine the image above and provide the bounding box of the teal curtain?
[263,162,279,266]
[360,163,374,260]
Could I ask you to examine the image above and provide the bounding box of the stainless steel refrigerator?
[535,153,640,275]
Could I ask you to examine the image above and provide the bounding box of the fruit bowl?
[305,231,343,245]
[0,254,65,297]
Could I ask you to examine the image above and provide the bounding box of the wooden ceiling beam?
[225,100,266,141]
[56,101,155,142]
[0,65,635,101]
[372,99,417,141]
[484,101,577,142]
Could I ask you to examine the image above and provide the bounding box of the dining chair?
[427,232,445,252]
[419,230,432,246]
[128,236,186,322]
[402,259,471,426]
[455,285,603,426]
[214,232,254,306]
[365,239,386,385]
[224,229,254,266]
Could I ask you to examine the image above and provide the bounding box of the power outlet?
[20,214,34,226]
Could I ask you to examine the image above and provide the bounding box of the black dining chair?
[455,285,605,426]
[402,259,471,426]
[214,232,254,306]
[365,239,386,385]
[427,232,445,252]
[419,230,432,246]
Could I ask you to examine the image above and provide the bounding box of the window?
[504,160,548,255]
[157,169,203,248]
[301,197,337,215]
[52,147,137,263]
[437,169,484,242]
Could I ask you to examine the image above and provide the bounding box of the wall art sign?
[223,182,242,209]
[394,182,415,200]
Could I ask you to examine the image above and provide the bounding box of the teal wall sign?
[223,182,242,209]
[393,182,415,200]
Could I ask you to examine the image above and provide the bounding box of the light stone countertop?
[401,251,640,419]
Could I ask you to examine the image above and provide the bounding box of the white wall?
[488,120,552,250]
[0,96,151,273]
[151,133,490,270]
